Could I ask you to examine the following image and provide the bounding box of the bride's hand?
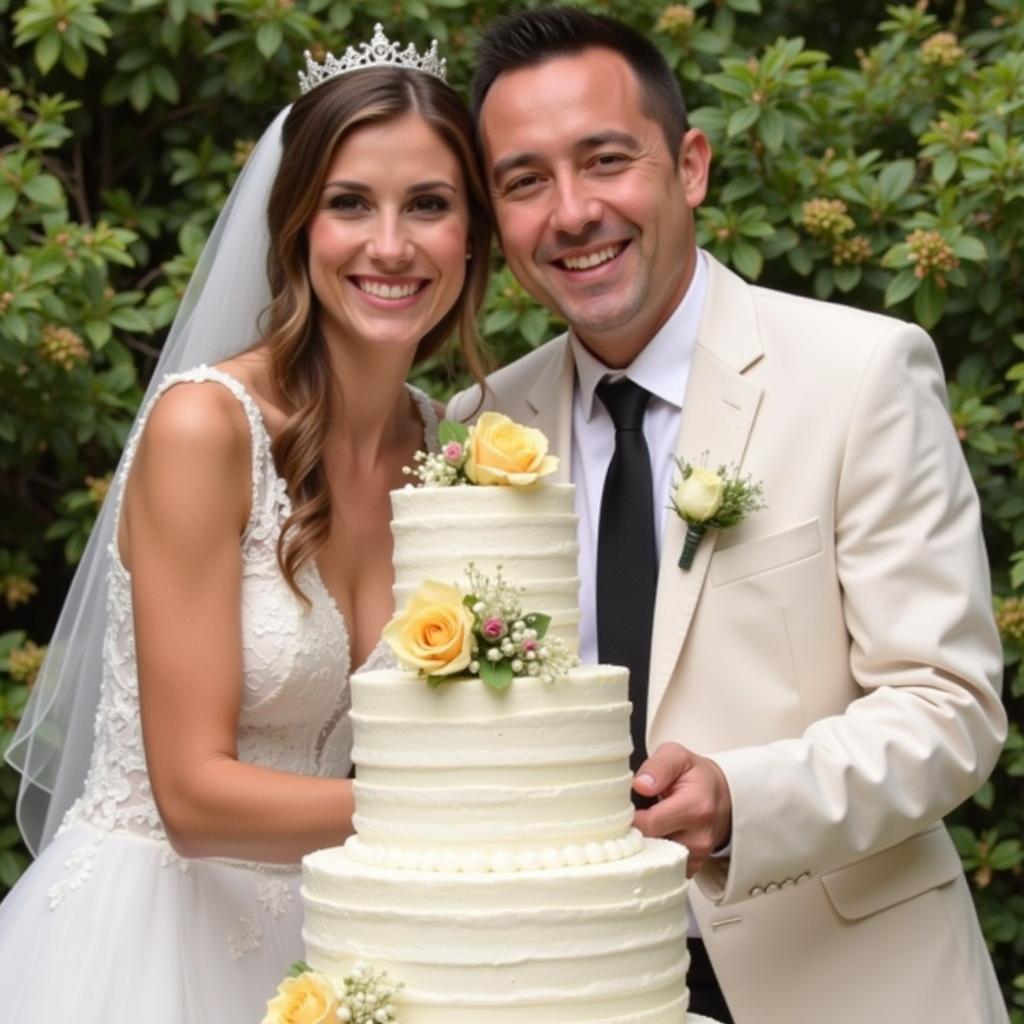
[631,742,732,876]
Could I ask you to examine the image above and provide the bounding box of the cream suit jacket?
[447,255,1009,1023]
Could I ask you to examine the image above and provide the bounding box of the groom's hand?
[632,742,732,876]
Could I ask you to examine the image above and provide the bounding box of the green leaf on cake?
[479,658,514,690]
[437,419,469,446]
[287,960,311,977]
[525,613,550,639]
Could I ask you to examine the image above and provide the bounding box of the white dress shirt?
[570,252,709,939]
[571,252,708,666]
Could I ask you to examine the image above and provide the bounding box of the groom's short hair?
[471,6,689,157]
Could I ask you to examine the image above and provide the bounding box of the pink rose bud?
[443,442,463,463]
[483,616,505,639]
[522,639,538,653]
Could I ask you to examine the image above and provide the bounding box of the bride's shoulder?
[139,373,252,469]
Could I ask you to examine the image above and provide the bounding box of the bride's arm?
[123,381,354,863]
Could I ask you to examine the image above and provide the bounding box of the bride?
[0,28,490,1023]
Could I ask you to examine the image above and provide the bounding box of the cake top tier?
[390,482,581,653]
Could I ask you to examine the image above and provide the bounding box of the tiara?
[298,23,447,94]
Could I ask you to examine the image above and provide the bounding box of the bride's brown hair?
[262,68,492,602]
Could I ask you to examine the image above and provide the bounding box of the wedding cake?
[301,435,713,1022]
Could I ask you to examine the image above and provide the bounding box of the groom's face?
[479,47,709,366]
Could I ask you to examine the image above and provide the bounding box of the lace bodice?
[61,365,439,846]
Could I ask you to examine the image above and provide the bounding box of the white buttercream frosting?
[390,483,580,651]
[350,664,635,856]
[303,839,690,1023]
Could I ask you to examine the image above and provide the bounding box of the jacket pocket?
[710,518,823,587]
[821,825,962,921]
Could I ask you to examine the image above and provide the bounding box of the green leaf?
[787,246,813,276]
[0,825,22,849]
[731,239,762,279]
[0,850,27,889]
[150,65,180,104]
[34,31,61,75]
[978,280,1000,315]
[287,960,311,978]
[519,306,549,348]
[0,187,17,221]
[727,105,761,137]
[484,307,517,335]
[108,307,151,332]
[885,269,919,307]
[758,107,785,152]
[972,780,995,810]
[255,22,283,60]
[877,159,915,204]
[84,319,112,349]
[988,840,1022,871]
[952,236,987,262]
[832,265,862,293]
[914,277,946,329]
[23,174,63,207]
[726,0,760,13]
[933,151,957,185]
[129,71,152,112]
[437,419,469,446]
[720,176,761,204]
[61,41,89,78]
[704,73,751,100]
[479,658,514,690]
[525,612,550,640]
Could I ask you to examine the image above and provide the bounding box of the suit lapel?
[646,258,764,731]
[525,334,574,483]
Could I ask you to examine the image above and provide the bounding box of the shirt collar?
[571,250,708,420]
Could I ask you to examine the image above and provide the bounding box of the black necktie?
[595,377,658,786]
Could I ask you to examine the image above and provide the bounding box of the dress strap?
[407,384,440,454]
[111,365,273,548]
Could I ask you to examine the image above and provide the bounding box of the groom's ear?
[677,128,712,210]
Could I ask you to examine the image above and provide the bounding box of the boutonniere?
[670,457,766,570]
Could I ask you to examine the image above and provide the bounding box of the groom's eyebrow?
[491,130,642,186]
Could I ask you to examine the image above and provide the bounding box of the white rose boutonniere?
[671,457,766,570]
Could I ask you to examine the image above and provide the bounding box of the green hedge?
[1,0,1021,1011]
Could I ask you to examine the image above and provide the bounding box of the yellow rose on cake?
[262,970,339,1024]
[464,411,558,486]
[383,580,474,677]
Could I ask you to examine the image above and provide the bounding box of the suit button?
[781,877,795,888]
[796,871,810,883]
[765,881,780,893]
[749,885,764,897]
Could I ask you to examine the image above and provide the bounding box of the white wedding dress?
[0,366,438,1022]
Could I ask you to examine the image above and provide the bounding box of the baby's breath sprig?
[461,564,577,690]
[337,962,403,1024]
[403,420,470,487]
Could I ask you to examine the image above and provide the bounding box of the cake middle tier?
[349,665,635,862]
[390,483,581,651]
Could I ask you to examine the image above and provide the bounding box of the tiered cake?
[302,483,699,1023]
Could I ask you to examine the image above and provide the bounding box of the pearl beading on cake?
[344,828,645,874]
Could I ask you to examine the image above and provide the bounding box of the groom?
[447,7,1008,1023]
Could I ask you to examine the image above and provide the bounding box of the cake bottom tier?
[302,838,690,1024]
